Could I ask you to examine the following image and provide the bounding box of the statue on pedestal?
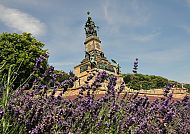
[84,12,98,38]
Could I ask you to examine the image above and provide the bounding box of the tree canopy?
[123,73,190,90]
[123,73,169,90]
[0,32,48,86]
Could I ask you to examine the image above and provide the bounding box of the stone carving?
[80,65,88,73]
[99,63,106,70]
[98,62,115,72]
[96,43,100,50]
[85,51,90,59]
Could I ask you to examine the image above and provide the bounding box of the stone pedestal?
[73,13,124,91]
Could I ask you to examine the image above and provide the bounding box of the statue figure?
[111,59,121,74]
[84,12,98,37]
[90,53,97,68]
[100,52,105,58]
[85,51,97,69]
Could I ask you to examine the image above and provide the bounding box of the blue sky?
[0,0,190,83]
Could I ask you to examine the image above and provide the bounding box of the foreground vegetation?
[0,32,190,133]
[0,62,190,133]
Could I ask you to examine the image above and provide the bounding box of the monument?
[74,12,123,87]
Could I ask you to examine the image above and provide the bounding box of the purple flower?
[182,95,189,103]
[163,84,172,97]
[30,127,39,134]
[164,111,174,123]
[0,108,4,119]
[6,67,190,134]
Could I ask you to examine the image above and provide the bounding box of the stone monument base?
[73,68,124,91]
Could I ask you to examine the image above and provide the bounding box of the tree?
[54,70,70,83]
[0,32,48,87]
[123,73,169,90]
[132,58,138,74]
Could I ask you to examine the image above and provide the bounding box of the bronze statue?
[90,54,97,68]
[111,59,120,74]
[85,51,97,69]
[84,12,98,37]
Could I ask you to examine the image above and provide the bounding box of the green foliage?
[184,84,190,93]
[123,73,168,90]
[168,80,181,88]
[184,84,190,89]
[0,64,23,134]
[54,70,70,83]
[0,32,47,86]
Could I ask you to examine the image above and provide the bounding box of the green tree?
[0,32,47,87]
[123,73,169,90]
[54,70,70,83]
[132,58,138,74]
[184,84,190,89]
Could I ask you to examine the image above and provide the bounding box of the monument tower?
[74,12,121,86]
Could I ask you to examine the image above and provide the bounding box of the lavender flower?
[5,70,190,134]
[0,108,4,119]
[163,84,172,97]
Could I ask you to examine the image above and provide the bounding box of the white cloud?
[0,4,45,36]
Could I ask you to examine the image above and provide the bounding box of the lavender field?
[0,54,190,134]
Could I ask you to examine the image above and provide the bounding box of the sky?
[0,0,190,83]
